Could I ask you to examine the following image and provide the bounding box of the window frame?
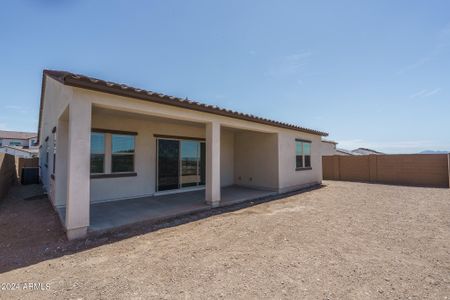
[90,129,138,178]
[295,139,312,171]
[155,136,206,192]
[45,142,49,168]
[52,132,56,175]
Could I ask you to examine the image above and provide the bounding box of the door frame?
[155,136,206,194]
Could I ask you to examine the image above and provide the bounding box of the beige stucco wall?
[220,129,235,187]
[277,132,323,193]
[90,114,204,203]
[39,77,74,204]
[89,114,237,203]
[234,131,279,191]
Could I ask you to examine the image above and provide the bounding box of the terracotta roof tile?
[0,130,37,140]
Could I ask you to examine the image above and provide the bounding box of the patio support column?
[65,100,92,240]
[205,121,221,207]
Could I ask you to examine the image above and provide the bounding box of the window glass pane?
[112,155,134,172]
[305,155,311,167]
[158,139,180,191]
[181,140,200,187]
[295,141,303,155]
[91,133,105,154]
[112,135,134,154]
[91,154,105,173]
[303,142,311,155]
[199,142,206,185]
[296,155,303,168]
[91,133,105,173]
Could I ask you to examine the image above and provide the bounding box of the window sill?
[91,172,137,179]
[296,167,312,171]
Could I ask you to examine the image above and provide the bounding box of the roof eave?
[42,70,329,137]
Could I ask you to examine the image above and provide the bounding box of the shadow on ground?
[0,183,323,274]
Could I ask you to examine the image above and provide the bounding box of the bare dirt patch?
[1,181,449,299]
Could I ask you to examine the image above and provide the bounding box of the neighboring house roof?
[38,70,328,141]
[351,148,384,155]
[322,139,338,145]
[419,150,450,154]
[0,130,37,140]
[336,148,356,155]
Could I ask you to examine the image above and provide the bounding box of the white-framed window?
[295,139,311,170]
[9,140,22,146]
[90,131,136,175]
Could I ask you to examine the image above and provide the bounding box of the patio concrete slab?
[57,185,276,233]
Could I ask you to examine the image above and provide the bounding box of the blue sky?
[0,1,449,153]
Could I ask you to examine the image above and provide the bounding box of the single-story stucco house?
[38,70,328,240]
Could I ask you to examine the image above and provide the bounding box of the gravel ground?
[1,181,449,299]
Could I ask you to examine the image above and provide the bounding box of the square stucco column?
[65,100,92,240]
[205,122,221,207]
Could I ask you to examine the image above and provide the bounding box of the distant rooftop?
[0,130,37,140]
[321,139,338,144]
[336,148,356,156]
[352,148,385,155]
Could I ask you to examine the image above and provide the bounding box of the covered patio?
[52,103,281,238]
[57,186,275,232]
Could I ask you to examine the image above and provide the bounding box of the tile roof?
[336,148,356,155]
[0,130,37,140]
[41,70,328,137]
[351,148,385,155]
[322,139,338,144]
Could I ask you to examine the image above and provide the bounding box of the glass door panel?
[157,139,180,191]
[157,138,206,191]
[181,140,200,187]
[200,142,206,185]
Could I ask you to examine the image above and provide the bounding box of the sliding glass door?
[157,138,205,192]
[157,139,180,191]
[180,140,200,187]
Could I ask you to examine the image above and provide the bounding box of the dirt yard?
[1,181,449,299]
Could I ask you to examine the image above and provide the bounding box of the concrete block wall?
[0,154,17,199]
[323,154,450,188]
